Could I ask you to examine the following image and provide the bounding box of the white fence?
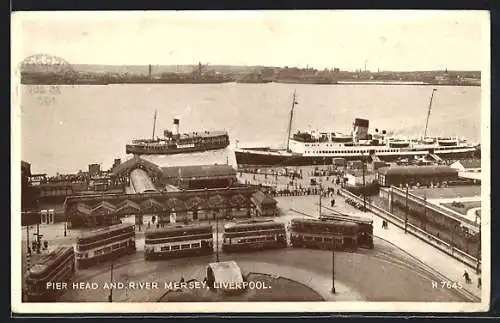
[340,189,480,271]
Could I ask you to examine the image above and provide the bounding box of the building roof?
[252,191,277,205]
[141,198,165,212]
[377,165,458,177]
[91,201,117,214]
[161,164,236,180]
[111,156,162,177]
[207,261,244,285]
[455,159,481,169]
[116,200,141,214]
[74,203,92,215]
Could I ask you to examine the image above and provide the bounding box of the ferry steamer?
[126,113,229,155]
[234,89,478,166]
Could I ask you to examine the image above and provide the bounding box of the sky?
[12,10,489,71]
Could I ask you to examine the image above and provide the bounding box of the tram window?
[314,237,322,241]
[103,247,111,253]
[95,249,103,256]
[161,246,169,252]
[171,245,180,250]
[191,243,201,248]
[181,244,190,249]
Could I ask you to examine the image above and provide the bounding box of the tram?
[24,246,75,302]
[290,218,359,251]
[319,214,374,249]
[75,223,136,269]
[144,224,213,260]
[222,220,287,252]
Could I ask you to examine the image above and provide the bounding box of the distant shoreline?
[20,80,480,87]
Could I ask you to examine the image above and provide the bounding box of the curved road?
[59,238,467,302]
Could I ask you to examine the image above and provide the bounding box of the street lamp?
[215,209,219,263]
[26,225,30,254]
[64,214,67,237]
[108,262,114,302]
[404,184,409,234]
[362,153,366,211]
[331,244,336,294]
[476,221,482,274]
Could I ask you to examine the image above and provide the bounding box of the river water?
[19,83,481,175]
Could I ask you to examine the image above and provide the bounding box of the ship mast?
[286,90,298,152]
[152,110,157,139]
[423,88,437,138]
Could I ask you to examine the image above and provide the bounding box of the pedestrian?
[180,276,185,283]
[477,277,482,288]
[463,271,471,284]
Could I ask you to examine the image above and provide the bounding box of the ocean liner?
[126,112,230,155]
[234,89,479,167]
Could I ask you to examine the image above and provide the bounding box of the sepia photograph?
[11,10,490,313]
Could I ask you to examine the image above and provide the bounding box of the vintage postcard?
[11,10,490,314]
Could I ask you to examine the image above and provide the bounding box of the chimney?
[353,118,369,143]
[173,118,180,136]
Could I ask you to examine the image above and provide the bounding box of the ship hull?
[126,142,229,155]
[234,147,477,167]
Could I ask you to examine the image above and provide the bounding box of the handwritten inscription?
[25,85,61,106]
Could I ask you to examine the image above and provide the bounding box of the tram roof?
[29,246,73,275]
[77,223,133,239]
[224,220,284,230]
[291,217,358,227]
[320,214,373,225]
[145,224,213,236]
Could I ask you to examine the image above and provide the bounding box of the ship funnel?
[353,118,369,142]
[173,118,180,136]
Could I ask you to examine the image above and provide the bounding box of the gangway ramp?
[428,153,443,162]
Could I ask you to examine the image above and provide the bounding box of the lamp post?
[64,214,67,237]
[108,262,114,302]
[331,242,336,294]
[36,223,41,253]
[476,221,481,274]
[26,225,30,254]
[362,153,366,211]
[404,184,409,234]
[215,208,220,263]
[318,182,322,218]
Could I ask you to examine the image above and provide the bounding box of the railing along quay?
[389,186,478,230]
[339,189,479,271]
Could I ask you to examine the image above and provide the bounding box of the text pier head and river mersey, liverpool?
[233,89,479,167]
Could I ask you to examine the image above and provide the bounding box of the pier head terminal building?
[22,157,277,229]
